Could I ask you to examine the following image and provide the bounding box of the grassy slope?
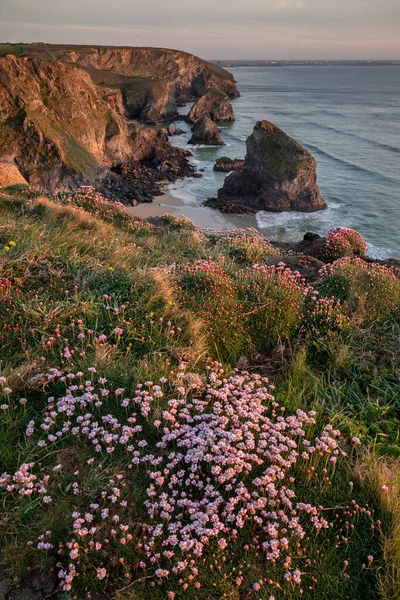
[0,186,399,599]
[0,44,24,58]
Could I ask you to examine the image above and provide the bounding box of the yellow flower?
[3,246,10,251]
[168,300,173,306]
[8,241,16,247]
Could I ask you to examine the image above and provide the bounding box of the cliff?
[23,44,240,124]
[0,44,240,200]
[210,120,326,213]
[0,54,193,200]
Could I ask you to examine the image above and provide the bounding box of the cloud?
[0,0,399,58]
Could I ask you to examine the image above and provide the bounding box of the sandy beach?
[127,181,257,230]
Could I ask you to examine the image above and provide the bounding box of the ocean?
[170,66,400,258]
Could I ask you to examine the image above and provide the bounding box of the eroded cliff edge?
[0,44,240,202]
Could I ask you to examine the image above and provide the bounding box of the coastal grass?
[0,43,24,58]
[0,187,399,599]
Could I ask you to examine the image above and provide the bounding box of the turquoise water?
[172,66,400,258]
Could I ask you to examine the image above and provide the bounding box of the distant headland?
[212,59,400,67]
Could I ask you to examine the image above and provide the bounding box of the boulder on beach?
[188,116,225,146]
[187,87,235,123]
[213,156,244,172]
[211,120,326,212]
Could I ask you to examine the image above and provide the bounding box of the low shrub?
[319,257,400,322]
[206,227,279,265]
[324,227,367,261]
[178,261,314,359]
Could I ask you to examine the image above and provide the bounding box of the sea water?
[171,66,400,258]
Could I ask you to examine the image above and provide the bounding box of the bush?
[177,261,312,359]
[319,257,400,322]
[324,227,367,261]
[177,260,247,360]
[206,227,279,265]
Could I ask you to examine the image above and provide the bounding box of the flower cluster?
[324,227,367,261]
[1,362,372,596]
[0,462,50,498]
[160,214,198,231]
[141,364,346,590]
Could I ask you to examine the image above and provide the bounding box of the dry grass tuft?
[354,452,400,600]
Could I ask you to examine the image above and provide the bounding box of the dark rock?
[167,123,184,136]
[188,116,225,146]
[192,173,203,178]
[290,232,327,260]
[214,120,326,213]
[213,156,244,172]
[205,197,256,214]
[187,87,234,123]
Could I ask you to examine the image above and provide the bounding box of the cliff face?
[214,121,326,213]
[23,44,240,124]
[0,55,192,198]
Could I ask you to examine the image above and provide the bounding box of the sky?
[0,0,399,59]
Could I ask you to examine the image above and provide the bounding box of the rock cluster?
[213,157,244,172]
[167,123,184,136]
[210,120,326,213]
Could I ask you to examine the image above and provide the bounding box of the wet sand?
[127,182,257,231]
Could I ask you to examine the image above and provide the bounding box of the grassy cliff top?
[19,42,236,82]
[0,185,399,599]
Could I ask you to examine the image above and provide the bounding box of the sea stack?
[187,87,235,123]
[188,116,225,146]
[213,120,326,212]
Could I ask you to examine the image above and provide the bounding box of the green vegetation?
[0,186,399,599]
[258,136,304,177]
[0,43,24,58]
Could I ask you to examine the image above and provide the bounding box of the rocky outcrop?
[188,116,225,146]
[0,162,28,187]
[23,44,240,124]
[0,55,193,201]
[213,157,244,172]
[210,120,326,213]
[167,123,184,136]
[187,87,234,122]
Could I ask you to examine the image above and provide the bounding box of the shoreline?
[127,181,258,230]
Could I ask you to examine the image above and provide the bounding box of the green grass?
[0,43,24,58]
[0,187,399,599]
